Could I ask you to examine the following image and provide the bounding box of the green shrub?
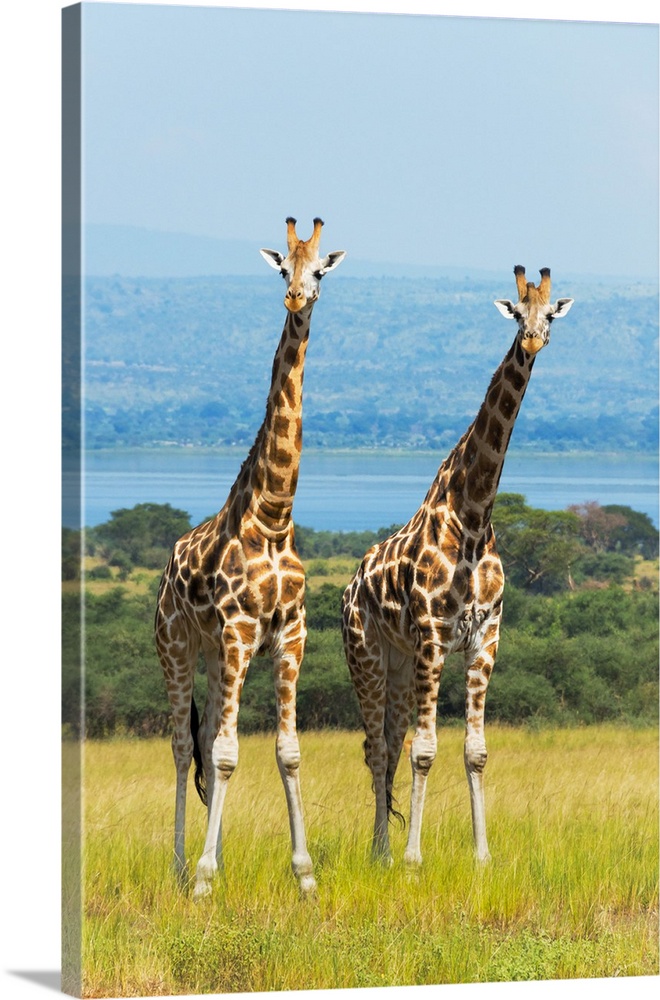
[87,564,112,580]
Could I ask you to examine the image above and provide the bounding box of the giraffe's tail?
[363,736,406,828]
[190,697,207,806]
[385,762,406,829]
[384,716,407,829]
[386,790,406,828]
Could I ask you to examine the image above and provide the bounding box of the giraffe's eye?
[513,311,522,321]
[280,269,288,279]
[313,269,324,281]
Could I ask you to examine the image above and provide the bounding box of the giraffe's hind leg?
[384,648,414,826]
[155,590,200,884]
[342,591,390,863]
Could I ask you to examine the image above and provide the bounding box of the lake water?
[65,449,659,530]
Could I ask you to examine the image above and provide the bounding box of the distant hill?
[84,223,613,283]
[85,224,263,278]
[76,272,659,455]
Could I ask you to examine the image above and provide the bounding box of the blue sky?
[81,2,658,278]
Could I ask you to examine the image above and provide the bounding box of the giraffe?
[155,217,346,898]
[341,266,573,866]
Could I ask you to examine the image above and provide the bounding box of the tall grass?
[79,725,658,996]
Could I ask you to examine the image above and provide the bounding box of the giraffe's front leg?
[194,630,251,899]
[171,730,193,883]
[274,616,317,896]
[341,591,391,864]
[199,643,223,865]
[463,631,499,864]
[404,640,445,867]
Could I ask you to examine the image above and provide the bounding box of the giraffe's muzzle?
[284,288,317,313]
[521,335,545,355]
[284,288,306,312]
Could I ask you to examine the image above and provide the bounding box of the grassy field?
[78,725,658,997]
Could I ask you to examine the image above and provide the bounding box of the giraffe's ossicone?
[342,266,574,867]
[155,218,345,898]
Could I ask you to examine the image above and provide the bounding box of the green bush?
[87,564,112,580]
[488,670,558,723]
[64,503,658,737]
[91,502,191,568]
[572,551,634,585]
[306,584,344,630]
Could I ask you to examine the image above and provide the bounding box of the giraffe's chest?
[363,533,504,655]
[426,544,504,646]
[443,595,502,654]
[175,531,305,649]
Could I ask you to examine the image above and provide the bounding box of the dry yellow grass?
[629,556,659,592]
[74,725,658,997]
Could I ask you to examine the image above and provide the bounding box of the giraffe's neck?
[229,305,313,537]
[432,336,535,536]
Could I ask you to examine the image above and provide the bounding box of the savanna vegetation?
[76,726,658,995]
[62,495,658,738]
[63,497,659,995]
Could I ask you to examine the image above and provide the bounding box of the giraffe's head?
[260,217,346,312]
[494,266,574,355]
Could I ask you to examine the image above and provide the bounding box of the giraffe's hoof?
[173,861,190,887]
[371,849,394,868]
[192,879,214,901]
[475,850,492,866]
[298,873,318,897]
[403,850,423,867]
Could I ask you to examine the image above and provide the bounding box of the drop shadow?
[9,971,62,993]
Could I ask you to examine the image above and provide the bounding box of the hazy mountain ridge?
[81,274,659,453]
[84,224,656,284]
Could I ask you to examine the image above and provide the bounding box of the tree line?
[62,497,658,737]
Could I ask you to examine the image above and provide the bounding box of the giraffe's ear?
[260,248,285,270]
[551,298,574,318]
[494,299,517,319]
[318,250,347,274]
